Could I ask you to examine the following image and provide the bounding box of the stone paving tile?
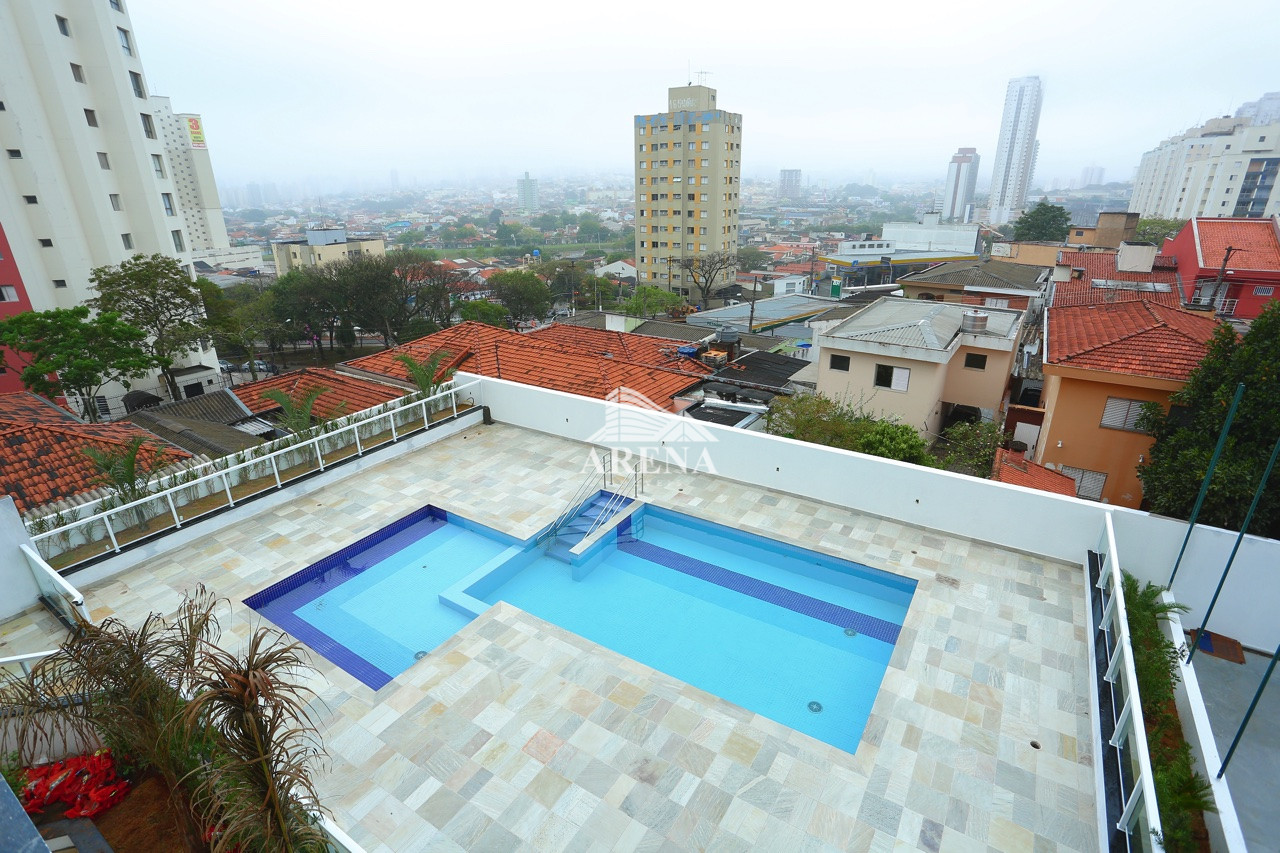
[6,422,1100,851]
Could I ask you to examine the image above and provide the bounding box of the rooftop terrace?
[2,421,1098,851]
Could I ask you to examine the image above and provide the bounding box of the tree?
[765,392,936,466]
[1011,202,1071,242]
[736,247,770,272]
[458,300,511,327]
[940,420,1007,477]
[674,251,738,307]
[262,386,335,436]
[89,254,209,401]
[621,285,683,318]
[82,435,180,524]
[489,270,553,321]
[1137,302,1280,536]
[1134,218,1187,248]
[0,307,158,422]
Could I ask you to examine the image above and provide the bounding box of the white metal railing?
[1093,512,1164,850]
[0,649,58,679]
[21,544,91,625]
[318,813,370,853]
[537,452,606,547]
[26,380,482,570]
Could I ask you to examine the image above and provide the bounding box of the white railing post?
[166,491,181,528]
[221,471,235,506]
[104,512,120,552]
[451,389,458,418]
[270,455,282,488]
[353,427,363,456]
[314,442,325,471]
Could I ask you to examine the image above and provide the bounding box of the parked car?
[217,359,234,373]
[239,360,278,375]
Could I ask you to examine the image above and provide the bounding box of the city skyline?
[123,0,1275,191]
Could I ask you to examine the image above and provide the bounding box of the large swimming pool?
[246,500,915,752]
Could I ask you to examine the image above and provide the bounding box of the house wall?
[941,345,1015,412]
[816,348,947,434]
[989,242,1062,267]
[1035,368,1178,508]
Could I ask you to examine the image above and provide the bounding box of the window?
[53,279,67,288]
[109,193,121,211]
[117,27,132,56]
[7,149,22,159]
[39,238,53,247]
[56,15,70,36]
[121,233,133,250]
[110,0,123,10]
[151,154,165,178]
[129,72,145,99]
[1100,397,1148,431]
[71,63,85,83]
[98,151,111,169]
[171,230,185,252]
[84,108,98,127]
[23,195,37,204]
[639,144,646,152]
[1255,286,1274,296]
[0,286,17,302]
[161,192,175,216]
[141,113,155,138]
[638,127,645,136]
[827,354,850,372]
[1060,465,1107,501]
[983,297,1009,309]
[874,364,910,391]
[963,353,987,370]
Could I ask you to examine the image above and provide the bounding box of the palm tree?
[394,351,456,413]
[82,435,177,526]
[261,386,339,437]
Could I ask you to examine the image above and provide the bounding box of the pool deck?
[0,422,1099,851]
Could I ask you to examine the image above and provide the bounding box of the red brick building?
[1165,217,1280,320]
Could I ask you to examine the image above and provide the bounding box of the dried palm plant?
[183,626,328,853]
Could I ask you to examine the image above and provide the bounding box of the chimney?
[1007,440,1028,469]
[1051,263,1071,282]
[1116,241,1157,274]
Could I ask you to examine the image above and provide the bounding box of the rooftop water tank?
[961,310,989,334]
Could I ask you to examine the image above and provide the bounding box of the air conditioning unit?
[702,351,728,367]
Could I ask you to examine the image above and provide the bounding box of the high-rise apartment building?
[0,0,232,413]
[779,169,802,202]
[516,172,538,214]
[634,85,741,301]
[940,148,980,222]
[1236,92,1280,126]
[1130,116,1280,220]
[988,76,1042,226]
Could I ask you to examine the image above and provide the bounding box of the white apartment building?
[988,76,1042,226]
[516,172,538,214]
[634,85,741,302]
[940,147,979,222]
[1129,116,1280,220]
[0,0,233,413]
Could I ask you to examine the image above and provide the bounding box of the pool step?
[545,492,632,563]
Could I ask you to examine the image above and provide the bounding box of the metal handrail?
[538,457,603,546]
[0,649,58,678]
[21,544,90,623]
[585,470,639,541]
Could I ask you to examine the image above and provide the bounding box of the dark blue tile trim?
[617,539,902,645]
[244,504,451,690]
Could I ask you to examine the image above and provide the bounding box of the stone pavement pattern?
[1,423,1100,851]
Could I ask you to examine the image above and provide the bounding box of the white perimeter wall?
[468,374,1280,651]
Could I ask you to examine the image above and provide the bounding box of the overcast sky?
[127,0,1276,194]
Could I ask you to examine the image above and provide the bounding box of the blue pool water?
[246,503,915,752]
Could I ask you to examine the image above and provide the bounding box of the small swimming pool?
[246,501,915,752]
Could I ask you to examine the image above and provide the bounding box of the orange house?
[1035,302,1221,507]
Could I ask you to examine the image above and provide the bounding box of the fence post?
[389,409,399,442]
[353,426,363,456]
[314,441,325,472]
[104,513,121,553]
[165,491,181,528]
[270,455,282,488]
[221,472,235,506]
[420,399,429,430]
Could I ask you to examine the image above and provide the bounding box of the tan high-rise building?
[634,85,741,304]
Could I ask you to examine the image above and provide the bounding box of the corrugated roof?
[826,297,1020,350]
[142,388,254,425]
[900,260,1048,291]
[126,411,264,458]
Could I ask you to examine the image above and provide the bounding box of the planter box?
[1159,592,1247,851]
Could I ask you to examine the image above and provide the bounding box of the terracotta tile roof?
[526,325,712,374]
[1051,251,1183,307]
[991,449,1077,496]
[1047,301,1222,381]
[0,392,190,514]
[1192,218,1280,270]
[345,322,706,410]
[231,367,405,419]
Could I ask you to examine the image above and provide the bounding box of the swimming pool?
[246,501,915,752]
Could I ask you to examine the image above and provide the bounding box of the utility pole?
[1206,246,1241,307]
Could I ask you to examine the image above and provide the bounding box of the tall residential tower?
[516,172,538,214]
[940,148,980,222]
[988,76,1042,226]
[0,0,234,413]
[634,85,741,302]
